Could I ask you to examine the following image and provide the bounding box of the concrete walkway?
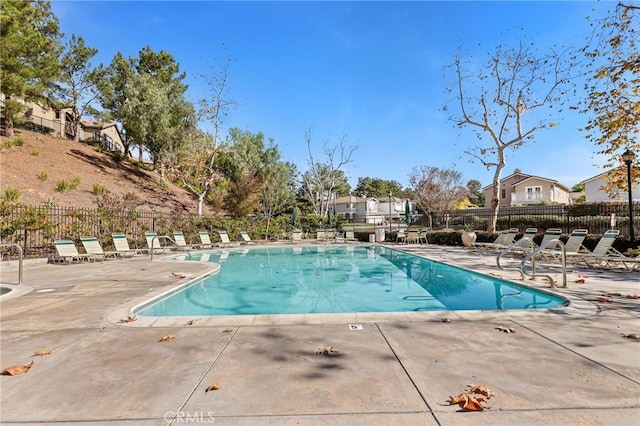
[0,244,638,425]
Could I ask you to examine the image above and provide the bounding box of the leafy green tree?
[466,179,484,206]
[92,52,135,153]
[447,40,573,231]
[354,177,405,198]
[95,47,192,162]
[0,0,61,136]
[223,129,272,217]
[581,3,639,190]
[52,35,103,142]
[261,159,297,240]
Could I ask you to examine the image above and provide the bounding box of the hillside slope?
[0,130,203,213]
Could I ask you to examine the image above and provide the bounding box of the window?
[526,186,542,200]
[54,110,61,120]
[501,189,506,199]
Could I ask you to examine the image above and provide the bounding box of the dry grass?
[0,130,202,213]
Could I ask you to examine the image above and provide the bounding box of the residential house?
[332,195,385,224]
[1,94,125,153]
[78,120,125,153]
[482,171,572,207]
[378,196,413,222]
[580,170,640,202]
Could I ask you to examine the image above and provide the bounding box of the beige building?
[1,94,125,153]
[482,171,572,207]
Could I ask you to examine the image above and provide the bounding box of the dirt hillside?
[0,129,203,213]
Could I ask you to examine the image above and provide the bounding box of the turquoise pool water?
[135,246,567,316]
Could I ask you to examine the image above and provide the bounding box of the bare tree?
[300,130,357,217]
[448,41,573,231]
[175,56,236,216]
[408,166,468,229]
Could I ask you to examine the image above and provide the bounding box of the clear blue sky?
[51,0,616,190]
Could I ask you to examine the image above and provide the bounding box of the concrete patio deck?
[0,243,638,425]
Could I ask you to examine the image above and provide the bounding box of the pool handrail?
[519,239,567,288]
[0,243,23,285]
[149,236,193,261]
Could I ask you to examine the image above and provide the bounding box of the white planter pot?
[461,231,477,247]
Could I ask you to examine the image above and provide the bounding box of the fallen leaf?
[205,383,220,393]
[159,334,177,342]
[495,325,516,334]
[32,347,56,357]
[593,297,612,304]
[466,384,494,399]
[170,272,186,279]
[623,333,640,340]
[626,295,639,299]
[441,317,452,323]
[574,278,586,284]
[448,393,490,411]
[316,345,339,356]
[2,361,34,376]
[222,328,234,333]
[605,292,622,297]
[186,319,200,326]
[119,315,137,323]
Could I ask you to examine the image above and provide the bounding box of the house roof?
[334,195,368,204]
[481,172,570,192]
[511,176,571,192]
[579,167,625,185]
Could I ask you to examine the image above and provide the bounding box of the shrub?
[69,176,81,190]
[92,183,106,196]
[11,136,24,147]
[30,149,40,156]
[3,187,21,202]
[43,197,58,207]
[113,151,125,162]
[56,180,70,193]
[37,170,49,182]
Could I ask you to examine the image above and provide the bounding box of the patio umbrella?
[405,200,411,224]
[292,208,297,228]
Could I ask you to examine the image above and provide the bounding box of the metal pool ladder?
[0,243,23,285]
[149,236,193,261]
[496,238,567,288]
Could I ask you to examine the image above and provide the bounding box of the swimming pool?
[135,246,567,317]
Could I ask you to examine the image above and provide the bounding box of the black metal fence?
[1,203,638,261]
[0,205,180,260]
[416,202,639,237]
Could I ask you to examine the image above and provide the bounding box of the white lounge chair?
[216,230,237,247]
[290,229,303,244]
[51,240,95,264]
[345,230,358,242]
[80,236,117,261]
[240,231,256,245]
[145,231,170,253]
[172,231,198,250]
[507,228,538,255]
[567,230,623,268]
[198,231,214,248]
[111,233,143,257]
[473,228,519,252]
[537,229,589,262]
